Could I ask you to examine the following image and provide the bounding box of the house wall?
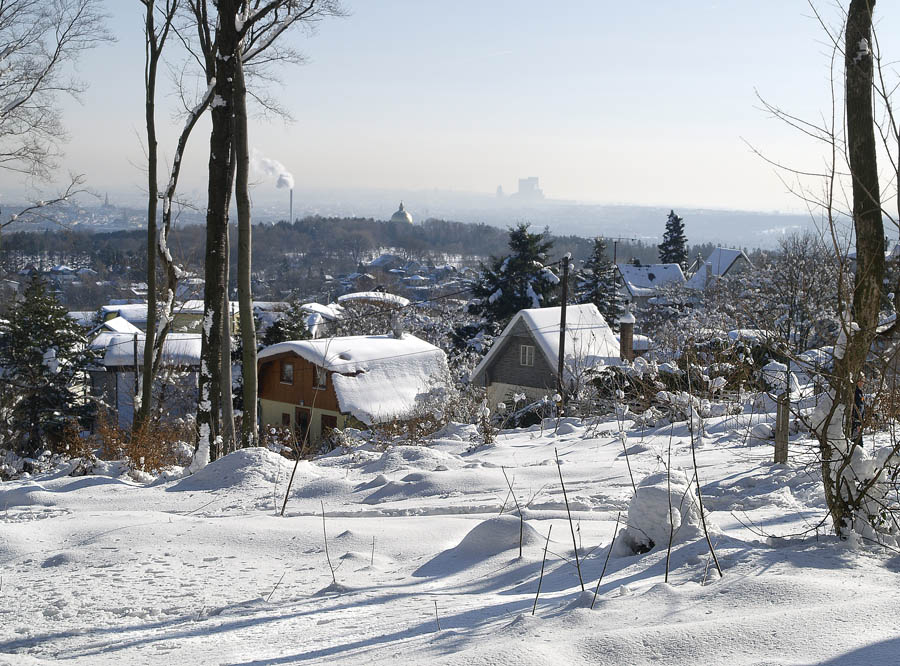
[483,319,557,392]
[89,367,198,429]
[258,352,346,444]
[259,398,348,444]
[486,382,554,410]
[258,352,341,412]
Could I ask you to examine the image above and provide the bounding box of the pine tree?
[658,210,688,268]
[469,223,559,326]
[576,238,625,330]
[262,302,314,346]
[0,276,95,456]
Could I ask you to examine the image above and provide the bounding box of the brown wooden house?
[258,333,448,444]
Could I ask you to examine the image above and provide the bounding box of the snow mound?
[292,476,355,500]
[555,421,580,435]
[455,515,543,554]
[414,515,543,576]
[619,470,704,553]
[170,447,295,492]
[750,423,775,441]
[0,482,57,508]
[431,421,479,442]
[363,470,459,504]
[356,473,389,490]
[362,446,463,474]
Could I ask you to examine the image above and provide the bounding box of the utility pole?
[557,254,570,407]
[603,237,640,264]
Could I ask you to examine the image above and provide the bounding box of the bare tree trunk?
[221,225,236,454]
[137,1,176,432]
[233,51,258,449]
[197,0,239,461]
[819,0,884,535]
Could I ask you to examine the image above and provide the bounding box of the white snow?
[92,332,201,367]
[685,247,751,290]
[336,292,410,308]
[617,263,686,298]
[300,302,345,321]
[3,404,900,664]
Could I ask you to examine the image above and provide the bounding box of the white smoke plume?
[251,149,295,189]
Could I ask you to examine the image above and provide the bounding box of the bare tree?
[181,0,343,460]
[758,1,892,537]
[232,0,344,450]
[0,0,109,178]
[0,0,110,248]
[135,0,179,433]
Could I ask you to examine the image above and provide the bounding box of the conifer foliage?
[469,224,559,326]
[0,277,95,455]
[658,210,688,268]
[261,302,313,347]
[575,237,625,330]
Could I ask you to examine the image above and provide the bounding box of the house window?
[280,361,294,384]
[520,344,535,367]
[281,413,291,427]
[314,366,327,390]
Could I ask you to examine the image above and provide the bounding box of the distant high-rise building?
[516,177,544,200]
[496,185,505,198]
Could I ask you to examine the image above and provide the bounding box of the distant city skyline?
[2,2,893,216]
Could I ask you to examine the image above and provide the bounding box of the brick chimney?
[618,309,635,362]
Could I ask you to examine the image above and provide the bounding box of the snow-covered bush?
[618,469,705,554]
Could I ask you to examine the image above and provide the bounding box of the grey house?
[470,304,620,406]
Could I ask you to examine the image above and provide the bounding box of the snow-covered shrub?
[618,469,704,554]
[261,425,297,457]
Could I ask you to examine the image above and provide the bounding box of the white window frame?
[520,344,535,367]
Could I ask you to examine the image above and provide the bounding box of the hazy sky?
[4,1,889,213]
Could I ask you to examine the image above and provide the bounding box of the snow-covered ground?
[3,414,900,665]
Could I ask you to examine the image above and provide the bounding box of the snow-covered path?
[2,417,899,665]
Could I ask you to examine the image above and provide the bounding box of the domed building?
[390,201,413,224]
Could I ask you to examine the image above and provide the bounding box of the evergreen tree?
[0,276,95,455]
[469,224,559,326]
[658,210,688,268]
[575,238,625,330]
[262,302,313,347]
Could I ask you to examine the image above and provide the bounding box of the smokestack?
[290,188,293,224]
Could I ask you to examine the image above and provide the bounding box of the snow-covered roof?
[300,302,344,321]
[50,264,76,273]
[259,334,447,425]
[471,303,620,385]
[178,300,238,315]
[67,310,97,327]
[336,291,410,308]
[632,334,651,351]
[686,248,751,290]
[92,333,201,368]
[100,303,148,324]
[100,316,142,335]
[616,264,685,297]
[252,301,288,312]
[368,253,403,268]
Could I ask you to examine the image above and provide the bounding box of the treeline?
[0,216,743,283]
